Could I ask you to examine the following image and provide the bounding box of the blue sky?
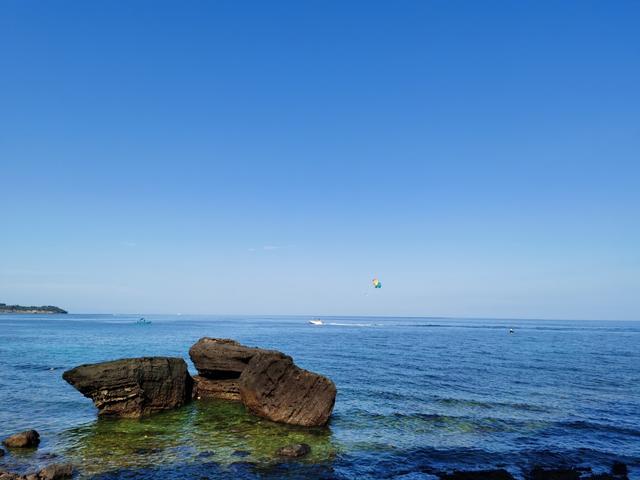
[1,1,638,319]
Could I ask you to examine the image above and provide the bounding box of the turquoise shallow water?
[0,314,639,479]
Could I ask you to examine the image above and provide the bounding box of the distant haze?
[1,2,638,320]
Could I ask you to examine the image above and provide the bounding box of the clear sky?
[1,1,638,319]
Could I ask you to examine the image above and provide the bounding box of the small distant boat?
[309,319,323,326]
[136,317,152,325]
[509,328,514,334]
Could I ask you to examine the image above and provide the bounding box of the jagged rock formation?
[62,339,336,426]
[62,357,192,418]
[239,351,336,427]
[189,337,336,426]
[188,338,279,401]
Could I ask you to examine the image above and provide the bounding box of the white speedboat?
[309,319,323,326]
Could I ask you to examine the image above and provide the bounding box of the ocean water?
[0,314,638,479]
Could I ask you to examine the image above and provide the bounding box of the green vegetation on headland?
[0,303,68,314]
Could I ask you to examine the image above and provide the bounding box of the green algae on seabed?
[59,400,338,478]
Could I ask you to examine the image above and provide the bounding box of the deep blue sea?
[0,314,639,479]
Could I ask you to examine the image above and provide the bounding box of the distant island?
[0,303,68,314]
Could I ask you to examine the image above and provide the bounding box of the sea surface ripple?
[0,315,638,479]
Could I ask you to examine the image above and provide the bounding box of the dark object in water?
[528,467,582,480]
[239,351,337,427]
[0,447,4,457]
[611,462,628,477]
[440,469,514,480]
[63,357,192,418]
[276,443,311,458]
[136,317,151,325]
[37,453,59,460]
[232,450,251,458]
[133,447,162,455]
[196,450,215,459]
[2,430,40,448]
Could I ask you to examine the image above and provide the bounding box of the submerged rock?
[0,448,4,457]
[0,464,72,480]
[192,375,240,401]
[528,467,582,480]
[189,338,281,379]
[196,450,215,459]
[440,470,514,480]
[231,450,251,458]
[276,443,311,458]
[239,352,336,427]
[611,462,628,477]
[0,472,22,480]
[2,430,40,448]
[63,357,192,418]
[37,464,73,480]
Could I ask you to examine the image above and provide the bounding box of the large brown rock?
[189,338,281,379]
[192,375,240,401]
[239,352,336,427]
[62,357,192,418]
[3,430,40,448]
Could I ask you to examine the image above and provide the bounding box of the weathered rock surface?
[62,357,192,418]
[276,443,311,458]
[3,430,40,448]
[189,338,282,379]
[0,464,72,480]
[36,464,73,480]
[239,352,336,427]
[188,337,337,426]
[192,375,240,401]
